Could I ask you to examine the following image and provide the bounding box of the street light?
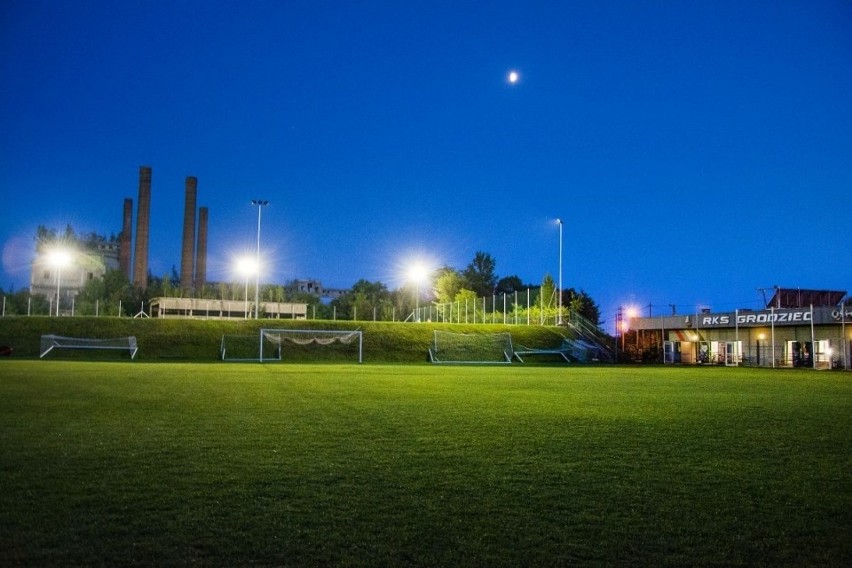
[251,199,269,319]
[47,248,72,317]
[556,218,563,325]
[622,306,638,352]
[236,257,257,319]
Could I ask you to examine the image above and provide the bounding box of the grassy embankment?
[0,316,568,362]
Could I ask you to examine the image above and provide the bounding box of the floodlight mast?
[237,257,256,319]
[251,200,269,319]
[48,249,71,317]
[55,261,62,317]
[556,218,563,325]
[409,264,428,322]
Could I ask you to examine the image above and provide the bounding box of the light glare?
[408,263,429,284]
[236,257,257,277]
[47,248,72,268]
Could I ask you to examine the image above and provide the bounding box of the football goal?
[259,329,363,363]
[428,330,513,364]
[39,335,138,359]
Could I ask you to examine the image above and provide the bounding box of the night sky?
[2,1,850,324]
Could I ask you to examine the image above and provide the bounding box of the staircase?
[562,311,614,362]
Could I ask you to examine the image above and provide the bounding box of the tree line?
[2,228,601,325]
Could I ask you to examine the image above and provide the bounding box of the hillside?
[0,317,571,363]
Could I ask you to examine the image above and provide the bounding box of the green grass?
[1,362,850,566]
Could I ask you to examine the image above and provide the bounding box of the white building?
[30,243,120,311]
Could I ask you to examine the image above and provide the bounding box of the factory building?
[30,166,210,309]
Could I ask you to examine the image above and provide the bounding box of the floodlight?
[408,263,428,283]
[236,257,257,277]
[47,248,72,269]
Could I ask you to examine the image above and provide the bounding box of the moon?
[508,70,519,84]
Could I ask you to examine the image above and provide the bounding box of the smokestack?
[133,166,151,289]
[119,198,133,279]
[195,206,208,292]
[180,176,197,292]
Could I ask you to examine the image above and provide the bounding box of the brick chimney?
[133,166,151,289]
[119,198,133,279]
[195,206,208,292]
[180,176,197,292]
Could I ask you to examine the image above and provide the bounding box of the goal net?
[220,334,262,361]
[39,335,138,359]
[260,329,363,363]
[428,330,513,364]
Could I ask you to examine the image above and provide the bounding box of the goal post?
[428,330,513,364]
[259,329,363,363]
[39,335,138,359]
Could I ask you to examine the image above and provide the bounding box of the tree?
[462,251,497,297]
[433,267,464,304]
[161,272,174,298]
[454,288,479,321]
[540,274,556,310]
[0,286,48,315]
[563,288,602,325]
[496,275,524,295]
[331,279,389,320]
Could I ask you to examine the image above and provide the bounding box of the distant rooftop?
[767,288,846,309]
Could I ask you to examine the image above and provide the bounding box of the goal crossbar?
[40,335,138,359]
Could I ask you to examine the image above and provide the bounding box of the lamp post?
[623,307,638,352]
[48,249,71,317]
[251,200,269,319]
[409,263,428,322]
[237,257,256,319]
[556,218,563,325]
[615,306,622,361]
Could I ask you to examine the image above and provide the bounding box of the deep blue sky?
[2,1,850,324]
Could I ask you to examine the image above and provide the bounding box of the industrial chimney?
[133,166,152,289]
[195,206,209,292]
[119,198,133,279]
[179,176,197,292]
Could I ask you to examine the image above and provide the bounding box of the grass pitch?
[1,362,850,566]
